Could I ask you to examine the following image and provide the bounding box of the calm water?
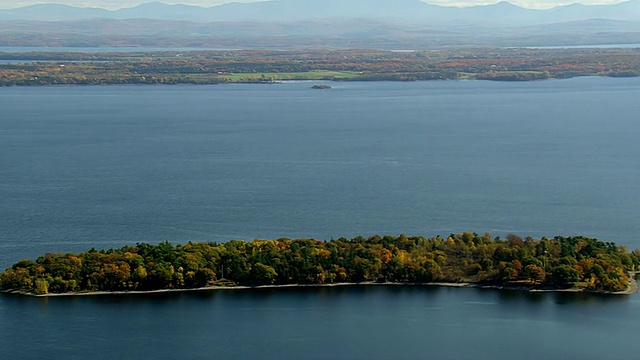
[0,46,237,53]
[2,78,640,359]
[2,78,640,268]
[2,285,640,360]
[523,43,640,49]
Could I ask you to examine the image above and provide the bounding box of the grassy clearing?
[456,72,476,79]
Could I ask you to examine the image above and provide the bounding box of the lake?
[2,78,640,268]
[2,284,640,360]
[0,46,239,53]
[1,78,640,358]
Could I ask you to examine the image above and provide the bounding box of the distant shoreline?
[1,47,638,86]
[3,277,637,298]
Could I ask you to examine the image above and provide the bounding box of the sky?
[0,0,629,10]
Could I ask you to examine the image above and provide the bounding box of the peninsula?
[1,233,638,296]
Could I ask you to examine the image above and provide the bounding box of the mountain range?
[1,1,639,49]
[2,0,640,24]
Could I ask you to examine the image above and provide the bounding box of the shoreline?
[1,75,637,88]
[3,276,638,297]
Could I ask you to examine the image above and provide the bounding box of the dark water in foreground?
[2,285,640,360]
[2,78,640,359]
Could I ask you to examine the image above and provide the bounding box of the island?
[1,233,638,296]
[1,48,639,86]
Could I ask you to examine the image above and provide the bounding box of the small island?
[1,233,638,296]
[311,85,332,89]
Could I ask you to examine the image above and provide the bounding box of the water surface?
[2,78,640,268]
[2,78,640,359]
[1,285,639,360]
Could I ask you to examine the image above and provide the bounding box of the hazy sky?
[0,0,629,10]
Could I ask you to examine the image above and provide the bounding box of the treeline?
[1,48,639,86]
[1,233,638,295]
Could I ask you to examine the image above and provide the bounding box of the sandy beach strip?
[3,275,638,297]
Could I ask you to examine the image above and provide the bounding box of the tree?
[553,265,580,285]
[249,263,277,285]
[34,278,49,295]
[524,264,545,283]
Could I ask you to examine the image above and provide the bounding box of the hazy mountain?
[201,0,446,22]
[1,1,639,49]
[1,0,639,24]
[548,1,640,22]
[0,4,110,21]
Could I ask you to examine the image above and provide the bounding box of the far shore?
[3,275,638,298]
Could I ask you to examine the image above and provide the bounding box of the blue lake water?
[0,59,34,63]
[2,285,640,360]
[1,78,640,359]
[2,78,640,268]
[0,46,238,53]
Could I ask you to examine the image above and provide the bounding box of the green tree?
[249,263,277,285]
[553,265,580,285]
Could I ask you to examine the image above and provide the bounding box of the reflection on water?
[3,285,638,360]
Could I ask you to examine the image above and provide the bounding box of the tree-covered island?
[1,233,638,296]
